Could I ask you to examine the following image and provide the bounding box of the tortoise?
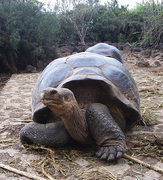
[86,43,123,63]
[20,47,141,161]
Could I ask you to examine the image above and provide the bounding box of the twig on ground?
[0,163,47,180]
[41,162,56,180]
[101,166,117,179]
[123,154,163,174]
[0,139,14,143]
[63,151,73,161]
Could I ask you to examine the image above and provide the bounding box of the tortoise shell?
[32,52,141,128]
[86,43,123,63]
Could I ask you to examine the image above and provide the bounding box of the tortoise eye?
[64,95,69,101]
[50,90,57,95]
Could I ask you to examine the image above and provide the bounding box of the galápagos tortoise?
[20,46,141,161]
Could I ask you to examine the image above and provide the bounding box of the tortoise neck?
[49,102,93,144]
[63,103,93,144]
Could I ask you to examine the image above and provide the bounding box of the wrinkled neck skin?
[48,100,93,144]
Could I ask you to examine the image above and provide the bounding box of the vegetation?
[0,0,163,73]
[56,0,99,45]
[141,1,163,47]
[0,0,59,73]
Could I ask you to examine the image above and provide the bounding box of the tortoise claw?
[107,154,115,161]
[96,145,125,162]
[116,151,123,159]
[96,148,103,157]
[100,152,108,160]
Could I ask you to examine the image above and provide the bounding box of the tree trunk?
[80,36,86,45]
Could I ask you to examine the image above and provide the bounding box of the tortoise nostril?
[50,90,57,95]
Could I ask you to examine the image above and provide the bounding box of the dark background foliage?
[0,0,162,73]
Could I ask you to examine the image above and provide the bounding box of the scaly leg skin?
[86,103,126,161]
[20,121,71,147]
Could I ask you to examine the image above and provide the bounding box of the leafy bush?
[140,1,163,47]
[118,33,126,43]
[0,0,59,73]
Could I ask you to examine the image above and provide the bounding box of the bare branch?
[123,154,163,174]
[57,0,99,44]
[0,163,47,180]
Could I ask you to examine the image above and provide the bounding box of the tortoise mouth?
[42,98,62,105]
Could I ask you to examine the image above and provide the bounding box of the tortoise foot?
[86,103,126,161]
[96,144,125,161]
[20,122,71,147]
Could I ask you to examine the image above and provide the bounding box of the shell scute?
[86,43,123,63]
[37,64,72,91]
[102,63,138,100]
[32,63,72,116]
[67,52,105,68]
[72,67,102,76]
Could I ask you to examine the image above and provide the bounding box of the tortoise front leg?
[20,121,71,147]
[86,103,126,161]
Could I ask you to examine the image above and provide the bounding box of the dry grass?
[126,135,163,162]
[21,145,118,179]
[138,109,159,126]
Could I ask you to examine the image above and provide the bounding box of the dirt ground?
[0,49,163,180]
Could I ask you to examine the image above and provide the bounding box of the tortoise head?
[41,87,77,119]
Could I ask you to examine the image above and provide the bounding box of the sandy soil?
[0,50,163,180]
